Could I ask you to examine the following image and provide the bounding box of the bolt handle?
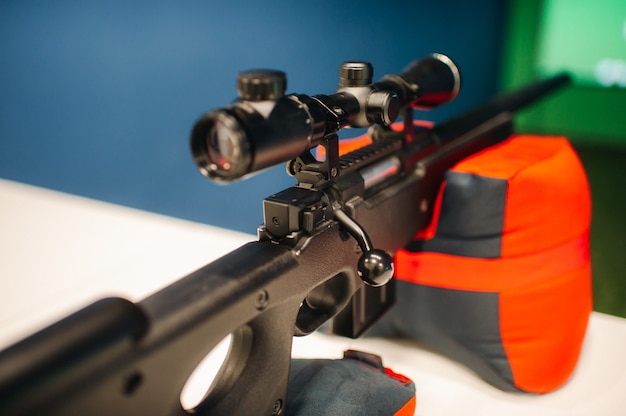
[357,249,394,287]
[333,208,394,287]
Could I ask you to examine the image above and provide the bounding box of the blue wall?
[0,1,505,233]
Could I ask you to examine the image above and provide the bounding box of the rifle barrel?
[432,73,572,144]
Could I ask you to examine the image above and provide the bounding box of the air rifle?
[0,54,570,415]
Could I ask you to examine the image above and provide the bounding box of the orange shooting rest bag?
[366,133,593,393]
[288,350,416,415]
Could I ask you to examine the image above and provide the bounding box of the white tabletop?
[1,178,625,415]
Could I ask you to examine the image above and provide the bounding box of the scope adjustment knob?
[339,61,373,87]
[237,69,287,101]
[367,91,400,126]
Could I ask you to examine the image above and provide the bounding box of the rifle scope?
[191,54,460,183]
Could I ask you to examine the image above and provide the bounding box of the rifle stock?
[0,56,570,415]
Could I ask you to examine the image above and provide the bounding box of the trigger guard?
[294,272,354,336]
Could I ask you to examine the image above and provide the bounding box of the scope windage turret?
[191,54,460,183]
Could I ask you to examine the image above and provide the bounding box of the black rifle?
[0,55,570,415]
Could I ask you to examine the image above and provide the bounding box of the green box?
[501,0,626,148]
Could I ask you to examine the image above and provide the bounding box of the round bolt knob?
[358,249,394,287]
[339,61,373,87]
[237,69,286,101]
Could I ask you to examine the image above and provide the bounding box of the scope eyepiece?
[191,95,321,183]
[191,109,252,182]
